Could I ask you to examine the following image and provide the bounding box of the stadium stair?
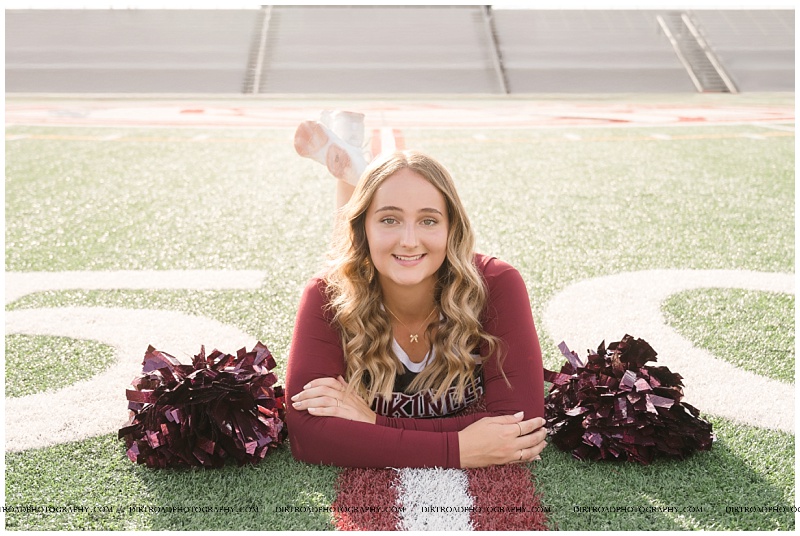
[657,11,736,93]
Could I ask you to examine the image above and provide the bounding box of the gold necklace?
[384,305,436,344]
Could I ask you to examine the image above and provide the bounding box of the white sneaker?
[293,120,367,186]
[320,110,366,148]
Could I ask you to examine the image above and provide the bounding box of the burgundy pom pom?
[543,335,713,464]
[118,342,287,468]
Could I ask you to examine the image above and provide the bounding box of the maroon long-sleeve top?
[285,254,544,468]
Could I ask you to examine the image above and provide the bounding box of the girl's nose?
[400,223,418,247]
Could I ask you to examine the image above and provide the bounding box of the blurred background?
[5,2,795,94]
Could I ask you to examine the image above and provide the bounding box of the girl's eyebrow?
[375,206,443,215]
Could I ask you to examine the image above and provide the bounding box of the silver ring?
[518,450,523,461]
[336,398,340,408]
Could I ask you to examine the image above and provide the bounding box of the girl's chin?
[379,270,436,290]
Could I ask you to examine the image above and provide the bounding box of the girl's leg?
[335,179,356,212]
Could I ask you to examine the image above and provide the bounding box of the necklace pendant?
[409,334,419,343]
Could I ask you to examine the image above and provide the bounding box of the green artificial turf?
[533,415,794,531]
[4,435,338,531]
[5,96,794,530]
[663,289,795,384]
[5,334,116,397]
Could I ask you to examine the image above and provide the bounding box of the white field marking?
[563,133,582,140]
[741,133,766,140]
[543,270,795,433]
[4,270,266,451]
[650,133,673,140]
[5,270,266,305]
[5,134,30,141]
[395,468,473,531]
[472,133,488,140]
[753,122,795,132]
[5,307,258,452]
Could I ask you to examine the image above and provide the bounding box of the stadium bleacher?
[5,6,794,93]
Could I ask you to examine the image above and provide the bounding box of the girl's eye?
[421,218,437,226]
[381,217,398,225]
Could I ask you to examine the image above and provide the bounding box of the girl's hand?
[458,412,547,468]
[291,376,377,424]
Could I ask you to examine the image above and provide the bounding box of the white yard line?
[396,468,474,531]
[752,122,795,132]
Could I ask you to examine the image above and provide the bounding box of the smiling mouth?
[393,254,425,261]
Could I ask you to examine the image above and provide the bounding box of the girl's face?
[364,168,449,295]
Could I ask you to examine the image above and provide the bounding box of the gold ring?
[518,450,523,461]
[336,398,340,408]
[517,423,523,437]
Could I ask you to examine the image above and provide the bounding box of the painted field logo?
[4,270,266,452]
[543,269,794,433]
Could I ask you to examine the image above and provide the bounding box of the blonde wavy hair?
[324,150,503,406]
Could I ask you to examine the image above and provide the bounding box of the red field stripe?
[370,129,382,158]
[329,398,547,530]
[369,127,405,159]
[332,468,401,530]
[466,464,549,530]
[393,128,406,150]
